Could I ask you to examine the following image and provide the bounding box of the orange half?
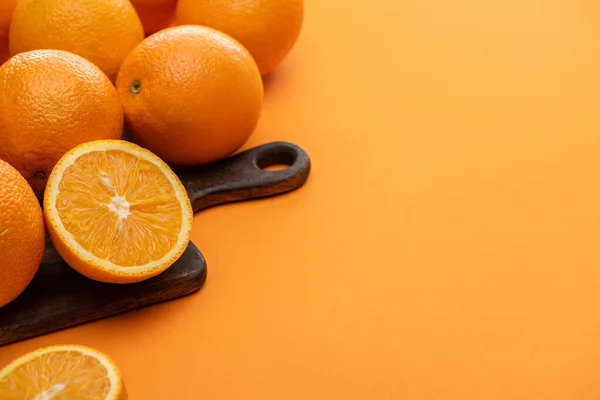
[43,140,193,284]
[0,345,127,399]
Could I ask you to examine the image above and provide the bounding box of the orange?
[130,0,178,36]
[0,0,17,41]
[0,49,123,198]
[116,25,263,166]
[0,159,45,308]
[176,0,304,75]
[0,0,17,65]
[44,140,193,284]
[9,0,144,81]
[0,344,127,399]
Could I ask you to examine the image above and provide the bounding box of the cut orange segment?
[44,140,193,284]
[0,344,127,399]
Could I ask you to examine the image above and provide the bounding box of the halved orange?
[43,140,193,284]
[0,344,127,399]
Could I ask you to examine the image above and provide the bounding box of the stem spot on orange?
[129,80,142,95]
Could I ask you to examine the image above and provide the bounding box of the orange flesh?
[56,149,183,267]
[0,351,112,398]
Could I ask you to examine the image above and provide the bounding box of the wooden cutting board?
[0,141,311,347]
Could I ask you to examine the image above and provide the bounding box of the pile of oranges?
[0,0,303,396]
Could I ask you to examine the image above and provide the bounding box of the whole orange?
[9,0,144,81]
[176,0,304,75]
[0,49,124,198]
[130,0,178,36]
[0,159,45,308]
[116,25,263,166]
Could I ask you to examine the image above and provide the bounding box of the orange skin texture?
[176,0,304,75]
[130,0,178,36]
[0,159,45,308]
[116,25,264,166]
[9,0,144,81]
[0,50,124,198]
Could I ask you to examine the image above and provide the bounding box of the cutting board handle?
[178,141,311,213]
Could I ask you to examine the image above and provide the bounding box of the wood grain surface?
[0,141,311,347]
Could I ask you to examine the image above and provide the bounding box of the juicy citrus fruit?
[0,344,127,399]
[0,160,45,308]
[0,49,124,198]
[116,25,263,166]
[44,140,193,284]
[0,0,17,41]
[9,0,144,81]
[0,0,17,65]
[176,0,304,75]
[131,0,177,35]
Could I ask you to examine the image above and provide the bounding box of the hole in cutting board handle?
[181,141,311,213]
[261,164,290,172]
[254,144,299,172]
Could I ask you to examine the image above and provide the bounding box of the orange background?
[4,0,600,398]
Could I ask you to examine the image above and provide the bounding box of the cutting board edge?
[0,268,206,347]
